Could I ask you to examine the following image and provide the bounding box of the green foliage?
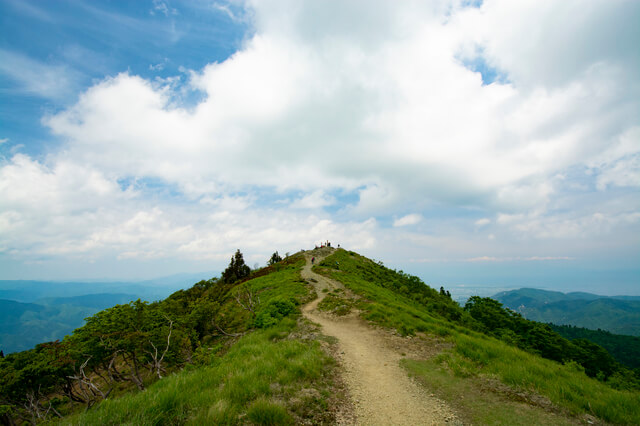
[254,297,297,328]
[0,298,99,354]
[403,358,578,426]
[0,340,72,422]
[316,249,469,327]
[247,398,294,425]
[268,251,283,266]
[463,296,637,388]
[448,333,640,424]
[59,319,335,425]
[222,249,251,284]
[317,291,353,316]
[551,323,640,369]
[494,288,640,336]
[0,252,314,424]
[315,249,640,424]
[4,248,639,425]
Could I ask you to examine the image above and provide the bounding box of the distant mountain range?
[493,288,640,337]
[0,271,217,303]
[0,272,216,354]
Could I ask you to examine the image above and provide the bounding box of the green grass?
[57,318,336,425]
[316,249,640,425]
[216,254,313,332]
[314,250,466,337]
[246,398,294,425]
[317,290,353,316]
[402,358,578,425]
[54,255,336,425]
[241,256,312,305]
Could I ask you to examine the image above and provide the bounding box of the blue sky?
[1,0,639,295]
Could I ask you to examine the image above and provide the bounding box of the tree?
[222,249,251,284]
[268,251,282,265]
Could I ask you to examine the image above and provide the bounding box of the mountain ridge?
[1,248,638,424]
[493,288,640,336]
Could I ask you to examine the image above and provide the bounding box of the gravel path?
[302,250,457,425]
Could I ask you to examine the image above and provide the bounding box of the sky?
[1,0,639,295]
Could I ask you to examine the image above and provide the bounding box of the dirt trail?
[302,250,457,425]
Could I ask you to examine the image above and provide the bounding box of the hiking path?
[301,249,458,425]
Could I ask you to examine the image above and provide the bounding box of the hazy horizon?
[2,258,638,298]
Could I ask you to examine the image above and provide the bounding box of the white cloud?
[495,208,640,240]
[41,1,639,217]
[290,190,336,209]
[2,1,639,277]
[211,1,247,23]
[455,0,640,89]
[0,138,8,145]
[151,0,177,17]
[393,214,422,227]
[589,127,640,190]
[0,153,378,268]
[0,49,80,99]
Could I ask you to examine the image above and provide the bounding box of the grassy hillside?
[315,250,640,424]
[59,318,337,425]
[2,248,639,424]
[494,288,640,336]
[1,252,346,425]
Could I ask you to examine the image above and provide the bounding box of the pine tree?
[222,249,251,283]
[268,251,283,265]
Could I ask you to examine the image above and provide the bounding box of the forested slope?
[494,288,640,336]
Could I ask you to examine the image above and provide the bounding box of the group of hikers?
[311,241,340,267]
[315,240,332,249]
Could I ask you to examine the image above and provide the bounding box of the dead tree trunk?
[234,285,260,318]
[145,318,173,379]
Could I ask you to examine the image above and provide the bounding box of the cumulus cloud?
[2,0,639,277]
[290,190,336,209]
[393,214,422,227]
[0,153,378,269]
[43,1,640,211]
[475,218,490,227]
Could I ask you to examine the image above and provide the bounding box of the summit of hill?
[1,248,639,425]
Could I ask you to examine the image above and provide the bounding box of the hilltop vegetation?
[315,250,640,424]
[1,248,639,424]
[494,288,640,336]
[0,251,342,424]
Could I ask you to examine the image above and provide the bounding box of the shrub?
[254,297,297,328]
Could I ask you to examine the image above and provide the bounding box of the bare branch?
[234,285,260,316]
